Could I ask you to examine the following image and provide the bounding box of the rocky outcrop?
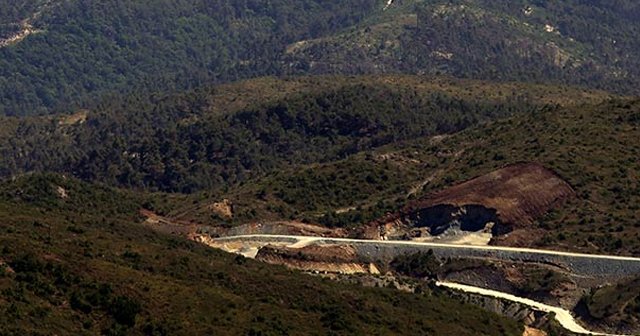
[367,163,575,238]
[448,290,543,323]
[208,199,233,219]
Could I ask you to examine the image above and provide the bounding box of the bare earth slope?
[370,163,575,238]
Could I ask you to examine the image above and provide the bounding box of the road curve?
[212,234,637,335]
[437,281,624,336]
[213,234,640,262]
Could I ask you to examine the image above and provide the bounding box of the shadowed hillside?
[0,174,524,335]
[0,75,613,192]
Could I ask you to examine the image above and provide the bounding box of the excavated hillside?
[367,163,574,239]
[255,244,380,275]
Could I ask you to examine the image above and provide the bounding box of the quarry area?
[143,163,639,336]
[203,234,640,336]
[359,162,575,243]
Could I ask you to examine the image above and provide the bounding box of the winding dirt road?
[214,234,640,262]
[437,282,624,336]
[211,234,640,336]
[0,1,55,48]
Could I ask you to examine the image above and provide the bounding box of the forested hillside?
[0,174,523,335]
[285,0,640,94]
[0,75,613,192]
[2,0,639,116]
[2,1,639,334]
[0,0,383,115]
[178,98,639,256]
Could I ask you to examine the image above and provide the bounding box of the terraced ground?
[206,234,640,335]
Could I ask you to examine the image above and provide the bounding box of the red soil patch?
[370,163,575,236]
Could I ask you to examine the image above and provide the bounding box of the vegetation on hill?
[0,0,383,116]
[421,99,640,254]
[285,0,640,95]
[1,0,639,333]
[577,277,640,332]
[390,252,569,301]
[0,174,524,335]
[1,75,610,193]
[390,250,441,279]
[5,75,617,256]
[2,0,639,116]
[166,97,640,256]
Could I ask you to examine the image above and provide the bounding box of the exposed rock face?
[58,110,88,126]
[226,221,347,237]
[56,186,68,199]
[369,163,575,238]
[255,244,379,275]
[523,326,547,336]
[256,244,354,263]
[208,199,233,219]
[0,259,15,274]
[405,204,503,235]
[446,290,560,334]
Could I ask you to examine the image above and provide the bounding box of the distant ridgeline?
[0,0,639,116]
[283,0,640,95]
[0,0,383,116]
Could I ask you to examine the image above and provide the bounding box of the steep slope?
[576,277,640,332]
[284,0,640,95]
[417,99,640,254]
[373,163,575,237]
[2,0,639,116]
[0,174,524,335]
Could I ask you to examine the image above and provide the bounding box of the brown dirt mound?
[227,221,347,237]
[523,326,548,336]
[256,244,358,263]
[369,163,574,237]
[208,199,233,218]
[255,244,378,274]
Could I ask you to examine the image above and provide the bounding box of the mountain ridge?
[1,0,639,116]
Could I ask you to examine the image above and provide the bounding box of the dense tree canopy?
[0,76,566,192]
[0,0,383,115]
[1,0,640,116]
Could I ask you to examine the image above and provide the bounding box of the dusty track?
[437,282,626,336]
[0,1,55,48]
[213,234,640,263]
[211,234,640,335]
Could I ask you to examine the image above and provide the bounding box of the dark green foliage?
[420,99,640,255]
[0,0,382,116]
[390,250,440,279]
[285,0,640,95]
[180,96,640,258]
[109,296,141,327]
[0,76,553,192]
[2,0,638,116]
[518,269,568,296]
[6,252,139,329]
[0,174,523,335]
[578,277,640,330]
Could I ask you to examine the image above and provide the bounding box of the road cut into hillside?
[437,281,626,336]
